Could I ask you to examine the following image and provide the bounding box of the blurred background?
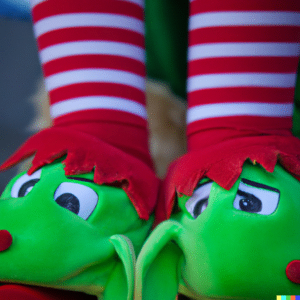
[0,0,41,192]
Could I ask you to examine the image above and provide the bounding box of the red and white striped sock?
[187,0,300,151]
[29,0,153,168]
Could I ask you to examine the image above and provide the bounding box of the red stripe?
[38,27,144,50]
[188,87,295,107]
[32,0,143,23]
[187,116,292,140]
[49,83,145,106]
[189,57,300,76]
[190,0,300,15]
[53,109,147,127]
[43,55,145,77]
[189,26,300,46]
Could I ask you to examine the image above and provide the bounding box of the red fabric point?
[286,260,300,284]
[0,230,12,252]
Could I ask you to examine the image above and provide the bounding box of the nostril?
[0,230,12,251]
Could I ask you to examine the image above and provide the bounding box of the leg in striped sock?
[187,0,299,150]
[0,1,158,299]
[31,0,153,167]
[137,1,300,300]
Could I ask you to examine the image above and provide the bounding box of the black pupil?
[18,179,40,197]
[238,191,262,213]
[193,199,208,218]
[55,193,80,214]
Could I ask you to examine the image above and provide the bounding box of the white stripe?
[40,41,144,64]
[29,0,46,7]
[34,13,144,38]
[50,97,147,119]
[188,73,296,92]
[45,69,145,91]
[189,12,300,30]
[187,103,294,124]
[124,0,144,8]
[189,43,300,61]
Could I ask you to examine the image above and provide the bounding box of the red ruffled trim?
[156,134,300,223]
[0,127,159,220]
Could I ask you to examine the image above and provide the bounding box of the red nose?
[0,230,12,251]
[286,260,300,284]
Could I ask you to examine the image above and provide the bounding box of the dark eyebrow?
[241,178,279,193]
[67,177,95,183]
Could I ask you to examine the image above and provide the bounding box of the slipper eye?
[11,169,42,198]
[185,182,212,219]
[233,179,280,215]
[54,182,98,220]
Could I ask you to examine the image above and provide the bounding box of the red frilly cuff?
[156,134,300,223]
[0,127,159,220]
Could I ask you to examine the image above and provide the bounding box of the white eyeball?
[54,182,98,220]
[233,179,280,215]
[185,182,212,219]
[11,169,42,198]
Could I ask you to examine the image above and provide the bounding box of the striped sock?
[29,0,152,167]
[187,0,300,151]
